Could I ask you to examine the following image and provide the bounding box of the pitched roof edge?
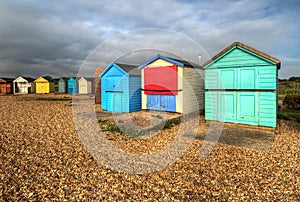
[138,54,185,69]
[203,42,281,69]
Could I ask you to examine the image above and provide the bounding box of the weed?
[163,117,181,129]
[278,107,300,123]
[151,114,164,119]
[106,123,123,134]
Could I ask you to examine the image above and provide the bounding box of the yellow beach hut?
[34,76,54,94]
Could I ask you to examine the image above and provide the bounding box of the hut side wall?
[95,78,101,104]
[182,67,204,114]
[129,76,142,112]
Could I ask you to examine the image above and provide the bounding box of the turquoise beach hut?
[204,42,281,128]
[68,77,77,94]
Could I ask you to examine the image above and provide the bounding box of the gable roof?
[59,78,67,82]
[203,42,281,69]
[94,67,106,77]
[138,54,202,69]
[0,78,6,83]
[34,77,49,83]
[0,78,14,83]
[78,77,87,82]
[100,62,140,77]
[115,63,140,76]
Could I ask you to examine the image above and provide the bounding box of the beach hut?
[58,78,68,93]
[94,67,106,104]
[53,79,60,93]
[138,55,204,114]
[13,76,34,94]
[78,77,88,94]
[100,62,141,112]
[34,76,54,94]
[87,78,94,94]
[0,78,13,94]
[68,77,77,94]
[203,42,281,128]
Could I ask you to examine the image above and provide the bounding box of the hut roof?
[94,67,106,77]
[115,63,140,76]
[138,54,202,69]
[0,78,14,83]
[202,41,281,69]
[100,62,140,77]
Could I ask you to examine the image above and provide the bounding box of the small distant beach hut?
[13,76,34,94]
[203,42,281,128]
[0,78,13,94]
[100,62,141,112]
[138,54,204,113]
[68,77,77,94]
[58,78,68,93]
[94,67,106,104]
[34,76,54,94]
[78,77,89,94]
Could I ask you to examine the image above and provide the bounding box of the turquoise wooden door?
[218,69,235,89]
[106,92,123,112]
[112,92,122,112]
[218,92,236,122]
[238,68,256,89]
[107,92,113,111]
[237,92,258,125]
[106,76,123,112]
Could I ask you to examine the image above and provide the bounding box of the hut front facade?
[204,42,281,128]
[34,76,54,94]
[0,78,13,94]
[100,62,141,112]
[58,78,68,93]
[138,55,204,114]
[13,77,34,94]
[68,77,77,94]
[78,77,87,94]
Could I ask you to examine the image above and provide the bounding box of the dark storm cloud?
[0,0,299,78]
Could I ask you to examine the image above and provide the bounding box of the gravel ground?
[0,95,299,201]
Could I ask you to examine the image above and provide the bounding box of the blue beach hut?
[100,62,141,112]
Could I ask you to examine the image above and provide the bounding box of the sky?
[0,0,299,79]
